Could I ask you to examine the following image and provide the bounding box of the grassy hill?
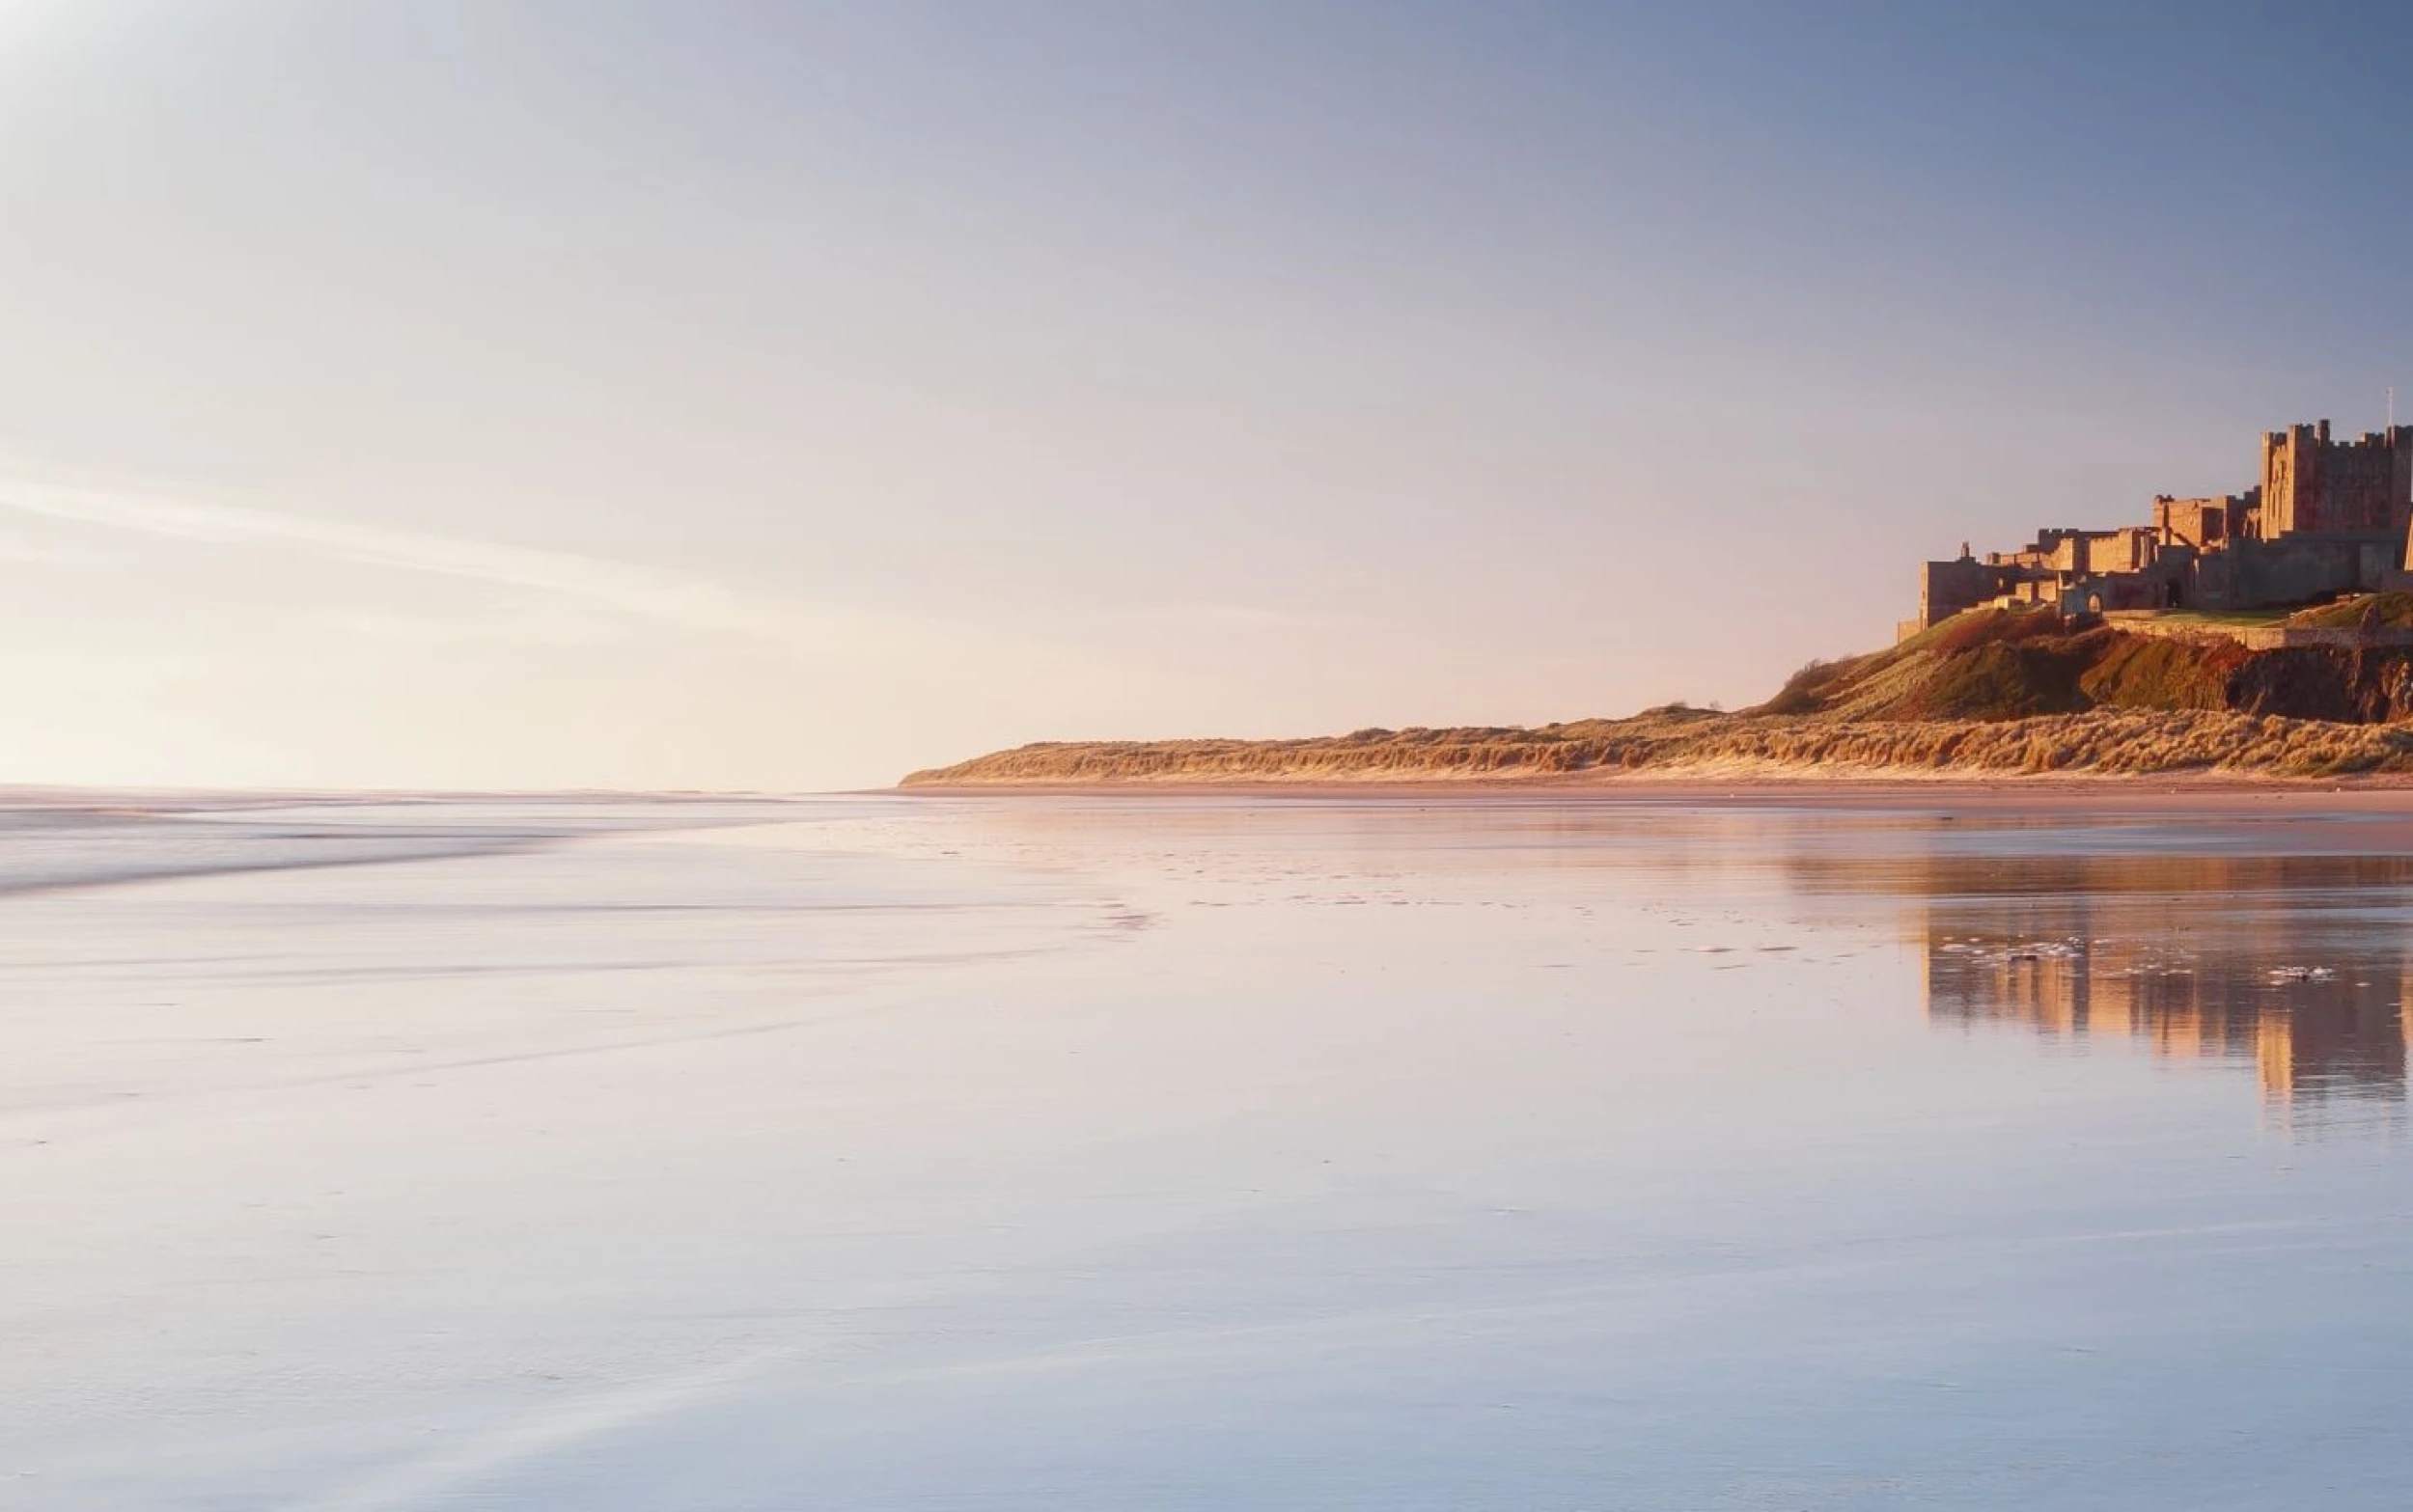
[1761,600,2413,724]
[902,600,2413,785]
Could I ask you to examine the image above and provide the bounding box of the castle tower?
[2258,420,2413,537]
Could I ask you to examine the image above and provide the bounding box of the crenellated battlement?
[2264,421,2410,452]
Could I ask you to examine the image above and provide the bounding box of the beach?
[4,789,2411,1508]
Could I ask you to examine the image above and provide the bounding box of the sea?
[3,789,2408,1510]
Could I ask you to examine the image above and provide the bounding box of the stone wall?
[2154,495,2236,550]
[2083,526,2157,575]
[2223,532,2395,606]
[1917,557,2019,628]
[2101,613,2413,652]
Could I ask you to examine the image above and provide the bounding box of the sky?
[4,0,2413,790]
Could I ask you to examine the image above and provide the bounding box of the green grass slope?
[1759,604,2413,724]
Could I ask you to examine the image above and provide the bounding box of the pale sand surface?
[7,792,2412,1508]
[892,778,2413,862]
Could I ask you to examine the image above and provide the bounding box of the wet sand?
[896,776,2413,845]
[8,793,2413,1508]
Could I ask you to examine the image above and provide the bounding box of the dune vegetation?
[902,601,2413,786]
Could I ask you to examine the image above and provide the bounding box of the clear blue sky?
[2,1,2409,787]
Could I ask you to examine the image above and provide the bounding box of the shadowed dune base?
[901,707,2413,786]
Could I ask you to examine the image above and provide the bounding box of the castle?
[1908,419,2413,638]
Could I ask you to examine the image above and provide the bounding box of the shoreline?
[891,773,2413,808]
[888,777,2413,855]
[901,706,2413,793]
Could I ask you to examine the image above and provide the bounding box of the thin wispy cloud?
[0,474,1012,666]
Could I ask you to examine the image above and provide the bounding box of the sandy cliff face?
[902,604,2413,785]
[2223,647,2413,723]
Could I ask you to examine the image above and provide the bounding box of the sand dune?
[905,606,2413,786]
[901,705,2413,786]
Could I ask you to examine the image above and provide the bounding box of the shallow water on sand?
[3,792,2409,1509]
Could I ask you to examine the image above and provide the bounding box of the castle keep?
[1910,420,2413,637]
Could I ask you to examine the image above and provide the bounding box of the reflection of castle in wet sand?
[1902,853,2410,1114]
